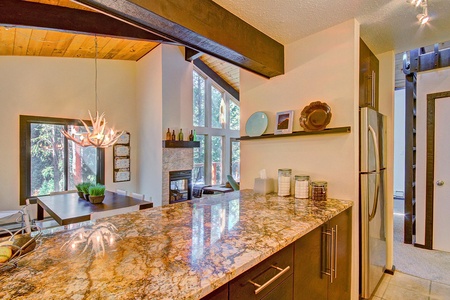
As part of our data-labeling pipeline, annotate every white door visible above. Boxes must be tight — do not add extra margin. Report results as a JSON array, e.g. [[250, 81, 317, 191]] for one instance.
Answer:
[[433, 96, 450, 252]]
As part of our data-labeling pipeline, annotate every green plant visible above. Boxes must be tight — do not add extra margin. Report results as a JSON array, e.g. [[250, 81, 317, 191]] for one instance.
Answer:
[[75, 183, 84, 192], [79, 182, 92, 194], [89, 184, 105, 196]]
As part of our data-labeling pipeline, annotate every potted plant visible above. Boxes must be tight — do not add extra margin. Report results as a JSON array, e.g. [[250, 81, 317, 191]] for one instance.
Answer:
[[79, 182, 92, 201], [75, 183, 89, 199], [88, 184, 106, 204]]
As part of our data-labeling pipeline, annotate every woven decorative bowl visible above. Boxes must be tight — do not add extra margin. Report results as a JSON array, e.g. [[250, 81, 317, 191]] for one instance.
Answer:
[[89, 195, 105, 204]]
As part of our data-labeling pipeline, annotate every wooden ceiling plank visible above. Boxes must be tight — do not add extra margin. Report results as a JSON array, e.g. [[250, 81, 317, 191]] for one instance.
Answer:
[[0, 0, 171, 43], [111, 40, 136, 60], [13, 28, 32, 56], [73, 36, 95, 58], [62, 34, 87, 57], [26, 29, 48, 56], [39, 30, 65, 56], [134, 43, 158, 60], [51, 32, 75, 56], [118, 40, 155, 60], [103, 39, 130, 60], [73, 0, 284, 78], [0, 27, 15, 55], [98, 38, 123, 59]]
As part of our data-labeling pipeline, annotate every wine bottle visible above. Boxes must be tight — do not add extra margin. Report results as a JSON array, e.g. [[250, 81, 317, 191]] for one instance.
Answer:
[[178, 129, 184, 141], [166, 128, 171, 140], [193, 129, 197, 141], [171, 130, 176, 141], [189, 130, 194, 141]]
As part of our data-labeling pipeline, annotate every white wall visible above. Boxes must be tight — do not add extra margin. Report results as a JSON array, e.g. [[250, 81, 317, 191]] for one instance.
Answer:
[[162, 45, 194, 135], [394, 89, 405, 198], [136, 45, 164, 205], [377, 51, 395, 271], [240, 19, 360, 299], [416, 66, 450, 245], [136, 44, 194, 206], [0, 56, 138, 211]]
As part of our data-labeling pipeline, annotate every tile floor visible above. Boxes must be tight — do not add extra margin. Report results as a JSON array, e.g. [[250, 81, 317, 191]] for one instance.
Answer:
[[373, 271, 450, 300]]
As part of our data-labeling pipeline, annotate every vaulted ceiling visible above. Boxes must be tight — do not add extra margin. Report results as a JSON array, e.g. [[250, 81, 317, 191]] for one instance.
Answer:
[[2, 0, 450, 92]]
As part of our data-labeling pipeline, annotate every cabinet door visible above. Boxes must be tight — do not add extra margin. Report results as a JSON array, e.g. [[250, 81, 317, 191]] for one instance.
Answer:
[[328, 209, 352, 300], [201, 283, 228, 300], [261, 275, 293, 300], [293, 225, 327, 300], [359, 39, 379, 110], [229, 244, 293, 300]]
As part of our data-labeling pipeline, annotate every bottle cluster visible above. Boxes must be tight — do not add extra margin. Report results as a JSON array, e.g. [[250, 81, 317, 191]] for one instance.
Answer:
[[166, 128, 196, 141]]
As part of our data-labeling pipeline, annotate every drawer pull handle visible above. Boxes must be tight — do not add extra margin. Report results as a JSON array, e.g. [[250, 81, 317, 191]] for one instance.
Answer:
[[248, 265, 291, 295]]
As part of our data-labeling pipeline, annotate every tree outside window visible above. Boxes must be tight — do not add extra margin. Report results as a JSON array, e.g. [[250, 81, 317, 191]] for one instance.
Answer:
[[20, 116, 104, 204], [192, 67, 240, 185]]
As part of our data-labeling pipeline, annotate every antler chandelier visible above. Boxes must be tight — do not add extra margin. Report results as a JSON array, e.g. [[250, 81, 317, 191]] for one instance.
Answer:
[[61, 36, 123, 148]]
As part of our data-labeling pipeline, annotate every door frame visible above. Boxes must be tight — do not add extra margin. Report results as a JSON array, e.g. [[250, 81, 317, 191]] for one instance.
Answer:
[[403, 45, 450, 248], [425, 91, 450, 249]]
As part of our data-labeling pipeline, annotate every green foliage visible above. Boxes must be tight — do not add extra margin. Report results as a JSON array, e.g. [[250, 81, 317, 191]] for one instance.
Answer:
[[89, 184, 105, 196], [79, 182, 92, 194], [229, 99, 240, 130], [193, 70, 206, 127]]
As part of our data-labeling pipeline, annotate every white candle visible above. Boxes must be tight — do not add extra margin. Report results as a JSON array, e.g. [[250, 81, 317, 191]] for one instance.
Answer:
[[295, 180, 309, 198], [278, 176, 291, 196]]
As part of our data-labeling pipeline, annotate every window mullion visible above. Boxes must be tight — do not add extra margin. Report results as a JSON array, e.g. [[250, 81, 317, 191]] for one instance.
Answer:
[[64, 124, 69, 191]]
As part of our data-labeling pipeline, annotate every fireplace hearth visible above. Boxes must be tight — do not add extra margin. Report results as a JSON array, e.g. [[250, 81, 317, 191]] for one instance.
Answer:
[[169, 170, 192, 204]]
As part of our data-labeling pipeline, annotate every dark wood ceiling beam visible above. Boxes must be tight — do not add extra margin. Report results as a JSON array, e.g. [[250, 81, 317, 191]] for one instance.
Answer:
[[185, 48, 203, 62], [73, 0, 284, 78], [0, 0, 172, 43], [193, 58, 239, 101]]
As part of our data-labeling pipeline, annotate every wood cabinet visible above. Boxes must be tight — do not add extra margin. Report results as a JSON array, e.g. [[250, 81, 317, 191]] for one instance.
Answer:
[[359, 39, 379, 110], [201, 208, 351, 300], [229, 244, 293, 300], [293, 208, 352, 300]]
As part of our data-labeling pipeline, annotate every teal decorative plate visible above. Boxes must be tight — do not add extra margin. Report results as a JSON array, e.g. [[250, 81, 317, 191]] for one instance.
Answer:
[[245, 112, 268, 137]]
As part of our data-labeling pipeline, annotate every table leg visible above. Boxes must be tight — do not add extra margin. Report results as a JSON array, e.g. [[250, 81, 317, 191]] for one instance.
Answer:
[[37, 204, 44, 221]]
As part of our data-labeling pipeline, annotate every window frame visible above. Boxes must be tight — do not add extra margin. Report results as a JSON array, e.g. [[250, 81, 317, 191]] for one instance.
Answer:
[[19, 115, 105, 205], [192, 67, 240, 185]]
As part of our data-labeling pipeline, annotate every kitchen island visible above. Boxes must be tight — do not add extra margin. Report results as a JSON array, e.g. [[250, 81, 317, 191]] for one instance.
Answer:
[[0, 190, 352, 299]]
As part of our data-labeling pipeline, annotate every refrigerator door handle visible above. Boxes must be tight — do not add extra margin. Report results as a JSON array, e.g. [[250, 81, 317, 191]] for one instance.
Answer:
[[368, 125, 381, 221]]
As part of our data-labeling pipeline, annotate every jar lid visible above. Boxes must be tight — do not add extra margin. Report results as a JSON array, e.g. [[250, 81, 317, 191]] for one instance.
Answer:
[[278, 168, 292, 171], [311, 181, 327, 186], [295, 175, 310, 180]]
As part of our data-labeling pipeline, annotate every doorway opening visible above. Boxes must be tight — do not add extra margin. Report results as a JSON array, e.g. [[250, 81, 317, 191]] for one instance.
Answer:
[[393, 43, 450, 286]]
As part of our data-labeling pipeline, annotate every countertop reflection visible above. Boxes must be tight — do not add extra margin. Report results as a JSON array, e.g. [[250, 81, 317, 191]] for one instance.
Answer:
[[0, 190, 352, 300]]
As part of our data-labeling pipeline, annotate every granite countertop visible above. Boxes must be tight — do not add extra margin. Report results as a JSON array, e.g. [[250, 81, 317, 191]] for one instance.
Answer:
[[0, 190, 353, 299]]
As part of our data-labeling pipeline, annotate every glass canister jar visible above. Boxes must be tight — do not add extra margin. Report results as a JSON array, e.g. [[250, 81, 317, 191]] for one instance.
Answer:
[[278, 168, 292, 196], [294, 175, 310, 199], [311, 181, 327, 201]]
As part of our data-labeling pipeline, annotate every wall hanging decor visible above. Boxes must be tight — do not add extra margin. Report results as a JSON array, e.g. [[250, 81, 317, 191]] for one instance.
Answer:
[[274, 110, 294, 135], [113, 132, 130, 182]]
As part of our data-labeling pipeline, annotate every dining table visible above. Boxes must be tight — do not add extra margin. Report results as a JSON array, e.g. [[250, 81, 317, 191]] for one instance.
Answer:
[[36, 191, 153, 226]]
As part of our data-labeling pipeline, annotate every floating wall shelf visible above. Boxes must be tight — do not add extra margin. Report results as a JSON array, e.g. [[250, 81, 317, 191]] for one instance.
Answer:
[[162, 140, 200, 148], [238, 126, 351, 141]]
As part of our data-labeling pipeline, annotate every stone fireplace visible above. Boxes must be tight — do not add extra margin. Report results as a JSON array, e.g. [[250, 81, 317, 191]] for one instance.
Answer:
[[162, 148, 193, 206]]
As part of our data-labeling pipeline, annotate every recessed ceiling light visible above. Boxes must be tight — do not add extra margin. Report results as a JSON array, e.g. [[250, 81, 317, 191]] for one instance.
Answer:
[[417, 13, 430, 24]]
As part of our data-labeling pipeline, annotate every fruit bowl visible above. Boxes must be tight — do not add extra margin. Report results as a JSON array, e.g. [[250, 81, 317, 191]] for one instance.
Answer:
[[0, 225, 42, 272]]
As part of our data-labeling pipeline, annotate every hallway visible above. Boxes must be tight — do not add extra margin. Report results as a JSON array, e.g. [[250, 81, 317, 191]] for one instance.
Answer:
[[393, 199, 450, 285]]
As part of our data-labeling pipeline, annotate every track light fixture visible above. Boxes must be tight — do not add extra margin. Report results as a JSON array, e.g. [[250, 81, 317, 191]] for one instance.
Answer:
[[407, 0, 430, 25]]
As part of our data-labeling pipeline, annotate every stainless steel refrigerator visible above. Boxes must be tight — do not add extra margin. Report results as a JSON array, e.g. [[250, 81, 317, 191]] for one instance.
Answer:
[[360, 107, 387, 299]]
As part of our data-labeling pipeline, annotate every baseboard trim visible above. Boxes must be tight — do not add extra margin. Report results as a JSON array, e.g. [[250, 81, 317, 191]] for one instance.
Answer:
[[414, 243, 431, 249], [384, 265, 396, 275]]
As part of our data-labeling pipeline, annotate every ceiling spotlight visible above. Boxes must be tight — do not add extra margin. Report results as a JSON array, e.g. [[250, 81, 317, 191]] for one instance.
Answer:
[[417, 6, 429, 24], [407, 0, 422, 6], [417, 13, 429, 24]]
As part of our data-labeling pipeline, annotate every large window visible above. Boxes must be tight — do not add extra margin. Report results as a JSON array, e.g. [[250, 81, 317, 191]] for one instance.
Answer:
[[192, 68, 240, 185], [20, 116, 104, 204]]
